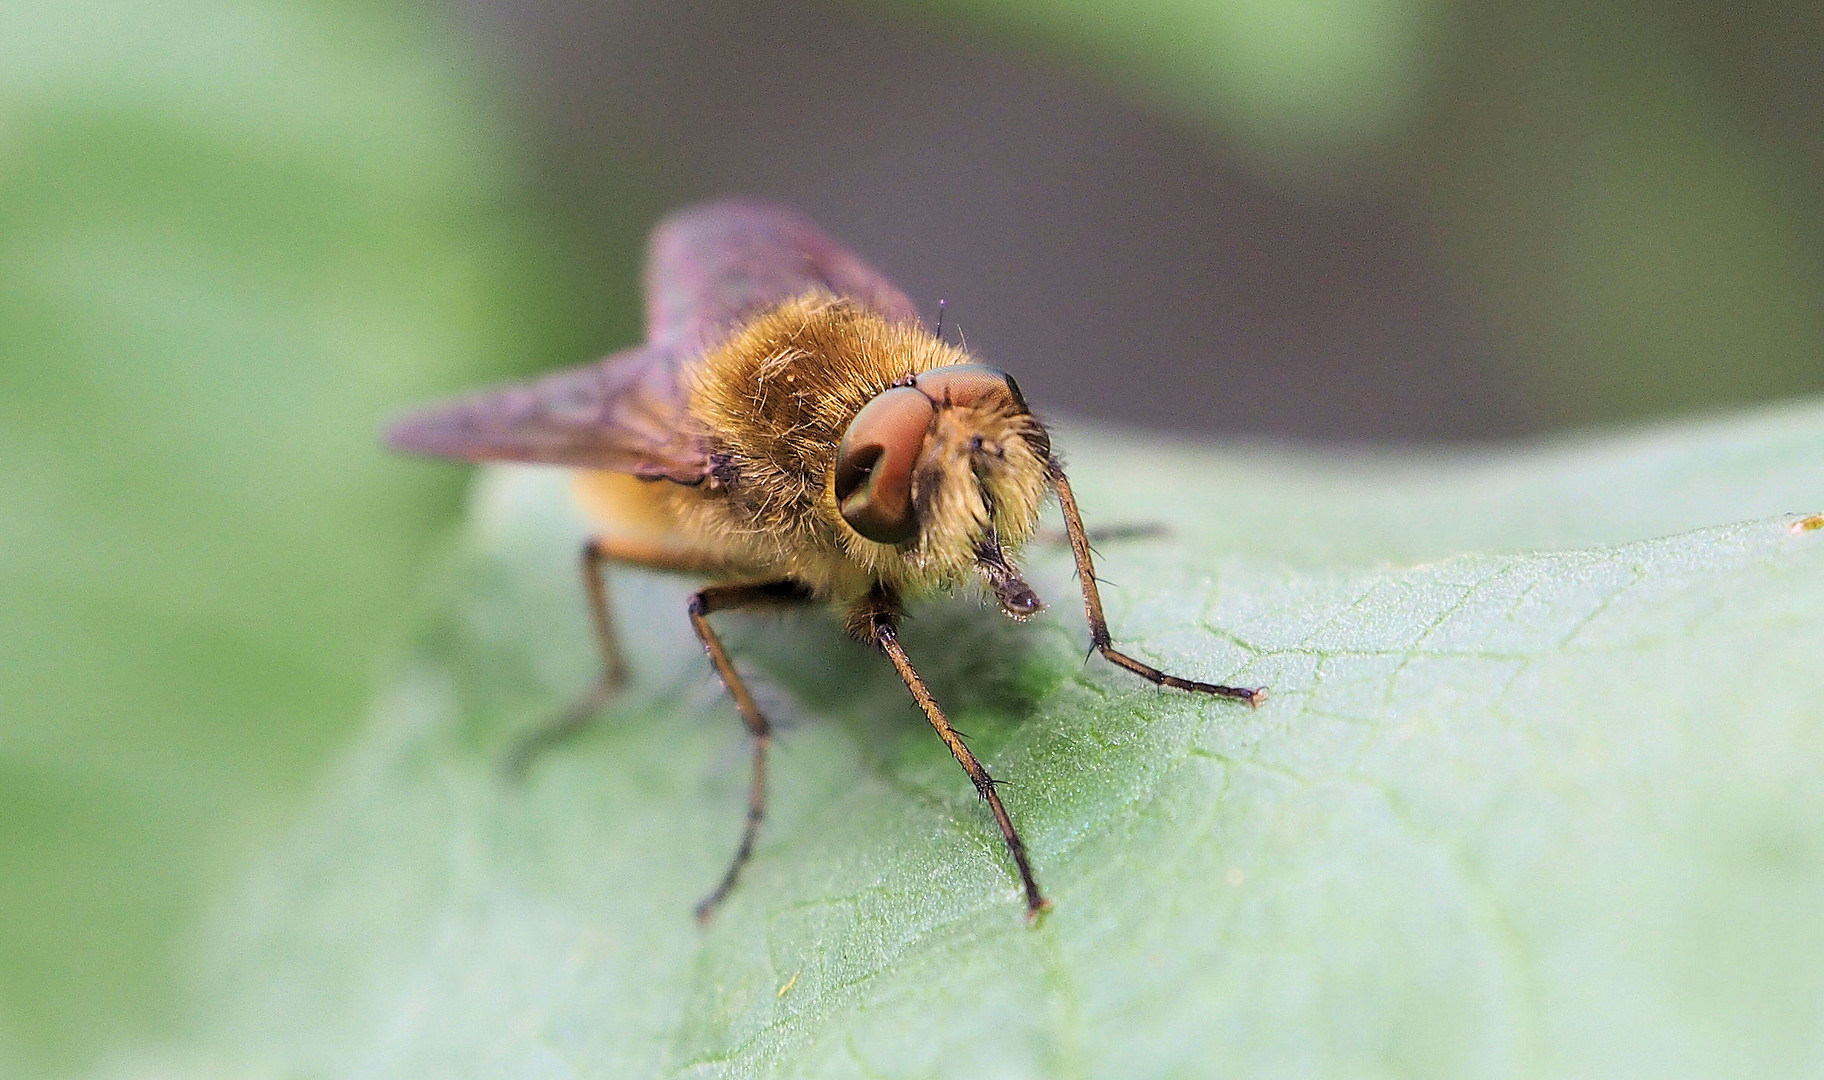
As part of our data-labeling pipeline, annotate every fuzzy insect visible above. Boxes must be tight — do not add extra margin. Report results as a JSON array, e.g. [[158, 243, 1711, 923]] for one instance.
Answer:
[[386, 199, 1262, 920]]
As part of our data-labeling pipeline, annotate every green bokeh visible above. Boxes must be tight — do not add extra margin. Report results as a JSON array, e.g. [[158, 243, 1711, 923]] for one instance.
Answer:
[[888, 0, 1824, 425], [895, 0, 1445, 163], [1420, 3, 1824, 426], [0, 0, 628, 1070]]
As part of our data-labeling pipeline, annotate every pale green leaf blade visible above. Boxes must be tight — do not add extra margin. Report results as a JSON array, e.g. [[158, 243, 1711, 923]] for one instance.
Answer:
[[160, 404, 1824, 1078]]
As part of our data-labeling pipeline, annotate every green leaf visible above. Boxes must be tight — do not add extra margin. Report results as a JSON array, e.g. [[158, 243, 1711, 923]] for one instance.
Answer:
[[140, 402, 1823, 1078]]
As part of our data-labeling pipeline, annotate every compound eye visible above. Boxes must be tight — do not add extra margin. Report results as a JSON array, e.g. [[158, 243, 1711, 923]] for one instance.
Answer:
[[914, 363, 1027, 411], [834, 386, 934, 543]]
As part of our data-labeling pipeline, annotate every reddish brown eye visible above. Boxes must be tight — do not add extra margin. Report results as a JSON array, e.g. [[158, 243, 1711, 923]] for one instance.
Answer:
[[913, 364, 1026, 411], [834, 386, 934, 543]]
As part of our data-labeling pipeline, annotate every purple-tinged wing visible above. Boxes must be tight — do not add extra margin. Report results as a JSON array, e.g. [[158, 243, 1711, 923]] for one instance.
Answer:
[[384, 343, 710, 483], [385, 200, 913, 481], [645, 199, 922, 351]]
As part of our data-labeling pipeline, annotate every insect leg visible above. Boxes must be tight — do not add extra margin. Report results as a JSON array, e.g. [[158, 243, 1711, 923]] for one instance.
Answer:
[[503, 536, 736, 780], [689, 580, 816, 922], [1048, 460, 1264, 706], [583, 536, 632, 690], [856, 596, 1049, 918]]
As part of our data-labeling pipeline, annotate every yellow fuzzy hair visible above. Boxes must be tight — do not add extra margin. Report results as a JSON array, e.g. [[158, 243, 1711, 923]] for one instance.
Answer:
[[617, 293, 1052, 607]]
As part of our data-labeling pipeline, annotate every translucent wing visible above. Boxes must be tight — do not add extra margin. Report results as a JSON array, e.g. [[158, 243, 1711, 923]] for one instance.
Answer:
[[386, 199, 917, 482], [644, 198, 922, 350], [384, 342, 710, 483]]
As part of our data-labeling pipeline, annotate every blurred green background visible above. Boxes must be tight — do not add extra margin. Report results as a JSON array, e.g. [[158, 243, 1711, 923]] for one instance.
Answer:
[[0, 0, 1818, 1073]]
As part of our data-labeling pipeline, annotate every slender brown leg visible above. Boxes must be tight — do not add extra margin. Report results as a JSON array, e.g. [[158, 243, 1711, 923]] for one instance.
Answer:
[[1048, 460, 1265, 706], [855, 595, 1050, 918], [503, 535, 736, 780], [689, 580, 815, 922], [579, 536, 632, 688]]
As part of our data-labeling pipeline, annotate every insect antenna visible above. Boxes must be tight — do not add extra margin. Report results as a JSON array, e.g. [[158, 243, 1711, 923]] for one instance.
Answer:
[[933, 298, 947, 342]]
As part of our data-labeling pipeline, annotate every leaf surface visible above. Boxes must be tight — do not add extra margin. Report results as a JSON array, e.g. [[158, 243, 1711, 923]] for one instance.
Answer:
[[157, 404, 1824, 1079]]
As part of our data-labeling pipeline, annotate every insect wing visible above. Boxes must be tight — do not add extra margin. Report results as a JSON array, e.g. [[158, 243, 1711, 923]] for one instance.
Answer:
[[644, 199, 922, 350], [386, 199, 915, 483], [384, 342, 710, 483]]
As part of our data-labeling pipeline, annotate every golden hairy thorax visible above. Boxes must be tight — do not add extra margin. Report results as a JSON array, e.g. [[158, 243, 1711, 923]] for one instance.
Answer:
[[572, 294, 1052, 602]]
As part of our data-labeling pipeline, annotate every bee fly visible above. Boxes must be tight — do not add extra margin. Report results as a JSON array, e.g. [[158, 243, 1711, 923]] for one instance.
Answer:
[[386, 199, 1262, 920]]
